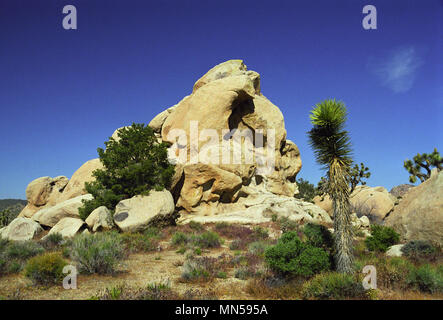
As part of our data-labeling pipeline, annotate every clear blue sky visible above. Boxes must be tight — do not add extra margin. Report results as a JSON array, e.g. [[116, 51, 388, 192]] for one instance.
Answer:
[[0, 0, 442, 199]]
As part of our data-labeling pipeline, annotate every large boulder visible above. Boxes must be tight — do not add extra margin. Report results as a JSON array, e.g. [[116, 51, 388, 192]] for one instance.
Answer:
[[0, 217, 43, 241], [160, 60, 302, 215], [390, 184, 414, 199], [85, 206, 115, 232], [113, 190, 176, 232], [26, 177, 53, 206], [313, 194, 333, 218], [32, 194, 93, 227], [179, 194, 332, 225], [44, 217, 85, 239], [148, 105, 177, 133], [176, 163, 243, 212], [384, 170, 443, 245], [19, 176, 69, 218], [386, 244, 405, 257], [58, 159, 103, 202], [350, 186, 396, 223]]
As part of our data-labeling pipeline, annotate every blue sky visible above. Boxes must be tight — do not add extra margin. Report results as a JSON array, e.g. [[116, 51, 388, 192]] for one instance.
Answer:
[[0, 0, 442, 199]]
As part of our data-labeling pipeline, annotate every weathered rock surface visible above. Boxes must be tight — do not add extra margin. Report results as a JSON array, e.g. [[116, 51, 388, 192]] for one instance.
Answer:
[[350, 186, 397, 223], [384, 170, 443, 245], [85, 206, 114, 232], [179, 194, 332, 225], [44, 217, 84, 239], [113, 190, 176, 232], [32, 194, 93, 227], [19, 176, 69, 218], [0, 217, 43, 241], [148, 105, 177, 133], [313, 194, 333, 218], [158, 60, 301, 215], [314, 186, 395, 223], [58, 159, 103, 202], [390, 184, 414, 199], [386, 244, 405, 257]]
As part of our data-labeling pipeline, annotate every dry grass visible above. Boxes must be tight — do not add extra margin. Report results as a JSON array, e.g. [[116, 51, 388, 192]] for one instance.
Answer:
[[0, 222, 441, 300]]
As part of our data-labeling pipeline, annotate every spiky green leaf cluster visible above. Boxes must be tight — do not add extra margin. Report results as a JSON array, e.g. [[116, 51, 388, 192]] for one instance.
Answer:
[[404, 148, 442, 183], [307, 99, 353, 170]]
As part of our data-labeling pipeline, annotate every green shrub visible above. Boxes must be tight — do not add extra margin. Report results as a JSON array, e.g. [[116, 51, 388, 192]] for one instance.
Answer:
[[252, 226, 269, 240], [248, 241, 269, 256], [4, 241, 44, 260], [277, 217, 299, 233], [120, 232, 157, 253], [181, 259, 211, 282], [189, 221, 204, 232], [406, 264, 443, 294], [234, 267, 254, 280], [264, 231, 330, 277], [302, 272, 366, 299], [365, 225, 400, 252], [172, 231, 222, 249], [214, 222, 230, 230], [24, 252, 68, 285], [191, 231, 222, 249], [40, 233, 64, 250], [0, 257, 6, 275], [303, 223, 333, 250], [70, 232, 126, 274], [171, 232, 189, 246], [7, 261, 22, 274], [294, 178, 316, 203], [96, 282, 180, 300], [0, 208, 19, 228], [180, 255, 229, 282], [79, 123, 175, 220], [401, 240, 440, 262]]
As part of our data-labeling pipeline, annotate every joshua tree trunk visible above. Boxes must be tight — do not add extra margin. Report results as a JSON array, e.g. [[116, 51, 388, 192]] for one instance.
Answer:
[[329, 159, 354, 274]]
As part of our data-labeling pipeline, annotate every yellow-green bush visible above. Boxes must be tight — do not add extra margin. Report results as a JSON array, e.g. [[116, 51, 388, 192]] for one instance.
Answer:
[[301, 272, 366, 299], [24, 252, 68, 285]]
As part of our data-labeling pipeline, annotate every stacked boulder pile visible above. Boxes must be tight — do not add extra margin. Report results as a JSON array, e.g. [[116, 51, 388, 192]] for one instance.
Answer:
[[1, 60, 332, 241]]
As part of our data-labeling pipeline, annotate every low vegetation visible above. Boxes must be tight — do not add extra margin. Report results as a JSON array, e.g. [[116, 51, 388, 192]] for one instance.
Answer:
[[24, 252, 68, 286], [401, 240, 440, 263], [69, 232, 126, 274], [0, 239, 44, 275], [365, 225, 400, 252], [301, 272, 367, 299], [264, 231, 331, 277], [0, 218, 441, 300]]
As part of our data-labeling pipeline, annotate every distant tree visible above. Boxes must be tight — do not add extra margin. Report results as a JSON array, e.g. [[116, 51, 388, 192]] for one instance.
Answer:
[[404, 148, 442, 183], [78, 123, 175, 220], [316, 162, 370, 197], [308, 99, 354, 274], [349, 162, 371, 193], [295, 178, 316, 203], [315, 176, 329, 199]]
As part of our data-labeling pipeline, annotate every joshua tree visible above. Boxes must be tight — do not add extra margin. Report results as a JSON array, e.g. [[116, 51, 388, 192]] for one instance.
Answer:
[[318, 161, 370, 196], [307, 99, 354, 274], [404, 148, 442, 183], [349, 162, 371, 193]]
